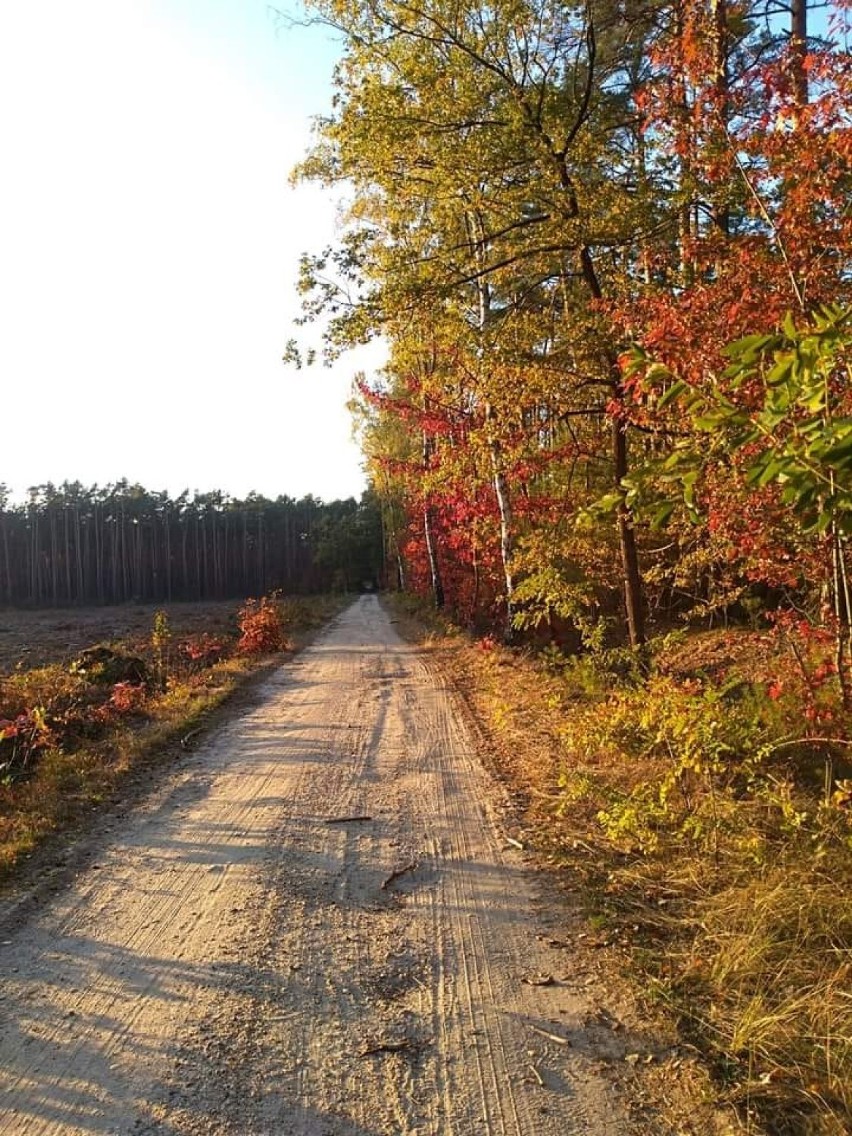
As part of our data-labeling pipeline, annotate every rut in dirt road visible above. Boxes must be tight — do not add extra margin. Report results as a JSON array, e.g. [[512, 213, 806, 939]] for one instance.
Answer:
[[0, 596, 642, 1135]]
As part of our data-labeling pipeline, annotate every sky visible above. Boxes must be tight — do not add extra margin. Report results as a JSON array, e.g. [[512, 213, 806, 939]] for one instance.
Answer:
[[0, 0, 383, 505]]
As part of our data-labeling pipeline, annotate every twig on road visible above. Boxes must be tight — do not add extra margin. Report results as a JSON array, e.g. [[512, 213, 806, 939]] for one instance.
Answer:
[[527, 1063, 545, 1087], [528, 1024, 572, 1046], [324, 815, 373, 824], [360, 1038, 414, 1057], [381, 860, 418, 890]]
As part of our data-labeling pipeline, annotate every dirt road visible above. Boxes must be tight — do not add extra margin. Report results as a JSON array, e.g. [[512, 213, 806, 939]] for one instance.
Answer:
[[0, 596, 643, 1135]]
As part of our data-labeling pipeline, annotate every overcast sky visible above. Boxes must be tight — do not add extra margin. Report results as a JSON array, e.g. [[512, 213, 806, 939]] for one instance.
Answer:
[[0, 0, 382, 504]]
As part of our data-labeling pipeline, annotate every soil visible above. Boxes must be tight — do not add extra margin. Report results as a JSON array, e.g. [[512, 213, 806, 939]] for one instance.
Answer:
[[0, 601, 240, 674], [0, 596, 667, 1135]]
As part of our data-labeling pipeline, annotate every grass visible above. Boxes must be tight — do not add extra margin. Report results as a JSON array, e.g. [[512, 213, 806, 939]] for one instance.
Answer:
[[0, 593, 347, 882], [388, 593, 852, 1136]]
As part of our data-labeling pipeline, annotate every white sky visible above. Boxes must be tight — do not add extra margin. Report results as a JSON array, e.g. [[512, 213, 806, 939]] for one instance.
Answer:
[[0, 0, 382, 504]]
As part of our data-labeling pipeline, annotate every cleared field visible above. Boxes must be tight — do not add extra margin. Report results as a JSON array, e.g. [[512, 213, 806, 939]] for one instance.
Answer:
[[0, 595, 347, 882], [0, 601, 243, 674]]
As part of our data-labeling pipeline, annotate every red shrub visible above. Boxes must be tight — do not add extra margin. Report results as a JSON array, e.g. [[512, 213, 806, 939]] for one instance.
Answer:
[[236, 597, 289, 655], [0, 707, 53, 778], [179, 634, 226, 668], [109, 682, 146, 713]]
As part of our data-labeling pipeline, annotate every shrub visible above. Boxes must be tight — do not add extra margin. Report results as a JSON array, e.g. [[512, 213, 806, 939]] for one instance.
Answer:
[[108, 681, 147, 714], [547, 628, 852, 1134], [0, 706, 52, 782], [178, 634, 227, 669], [236, 596, 289, 655]]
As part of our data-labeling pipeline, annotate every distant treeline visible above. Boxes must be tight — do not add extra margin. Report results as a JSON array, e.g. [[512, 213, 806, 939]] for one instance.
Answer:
[[0, 482, 383, 606]]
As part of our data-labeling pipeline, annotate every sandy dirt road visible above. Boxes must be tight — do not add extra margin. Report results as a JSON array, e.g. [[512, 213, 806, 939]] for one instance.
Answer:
[[0, 596, 644, 1135]]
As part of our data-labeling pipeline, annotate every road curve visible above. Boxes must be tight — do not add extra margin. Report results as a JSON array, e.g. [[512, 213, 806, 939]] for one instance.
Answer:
[[0, 596, 635, 1135]]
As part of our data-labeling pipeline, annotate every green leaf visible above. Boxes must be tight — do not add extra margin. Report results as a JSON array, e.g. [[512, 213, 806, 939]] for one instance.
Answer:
[[822, 435, 852, 469], [645, 363, 673, 385], [783, 483, 817, 510], [766, 357, 793, 387], [801, 387, 826, 414], [651, 499, 677, 528], [722, 333, 775, 360], [656, 380, 688, 409], [662, 449, 691, 471], [693, 414, 726, 431], [746, 456, 788, 488]]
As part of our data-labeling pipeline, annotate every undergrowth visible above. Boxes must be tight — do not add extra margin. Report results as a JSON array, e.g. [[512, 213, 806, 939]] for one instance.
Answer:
[[392, 594, 852, 1136], [547, 633, 851, 1134], [0, 593, 344, 880]]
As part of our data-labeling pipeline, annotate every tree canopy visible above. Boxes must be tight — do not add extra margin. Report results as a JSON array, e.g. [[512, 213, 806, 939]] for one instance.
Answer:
[[292, 0, 852, 648]]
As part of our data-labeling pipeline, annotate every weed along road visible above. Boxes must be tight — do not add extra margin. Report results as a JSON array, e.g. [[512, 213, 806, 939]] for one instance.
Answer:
[[0, 596, 638, 1135]]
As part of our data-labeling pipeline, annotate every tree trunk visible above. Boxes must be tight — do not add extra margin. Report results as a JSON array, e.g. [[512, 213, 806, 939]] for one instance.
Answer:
[[423, 503, 445, 608], [49, 507, 59, 606], [422, 426, 445, 608], [469, 215, 517, 639], [612, 411, 646, 647], [711, 0, 730, 241], [790, 0, 808, 107], [675, 0, 696, 284], [257, 511, 265, 595], [242, 510, 250, 594], [1, 515, 11, 604], [579, 247, 646, 647], [74, 507, 84, 603], [121, 507, 130, 601], [164, 507, 172, 602], [29, 507, 38, 603], [485, 402, 516, 641], [195, 513, 203, 599], [94, 506, 104, 603], [63, 506, 72, 603]]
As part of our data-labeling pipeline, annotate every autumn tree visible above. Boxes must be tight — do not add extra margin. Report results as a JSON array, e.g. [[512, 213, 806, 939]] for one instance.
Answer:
[[616, 0, 852, 633], [292, 0, 681, 643], [290, 0, 850, 646]]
